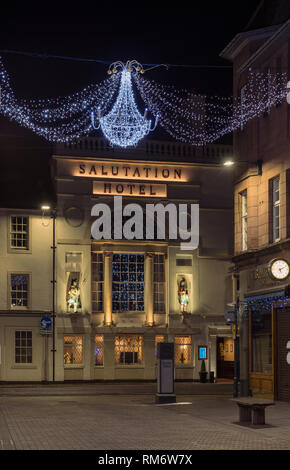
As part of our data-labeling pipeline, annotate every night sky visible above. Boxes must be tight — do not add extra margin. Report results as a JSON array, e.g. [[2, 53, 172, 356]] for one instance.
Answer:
[[0, 2, 263, 208]]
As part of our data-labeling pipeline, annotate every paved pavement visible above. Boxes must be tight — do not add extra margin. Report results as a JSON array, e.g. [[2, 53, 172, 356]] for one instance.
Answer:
[[0, 382, 290, 450]]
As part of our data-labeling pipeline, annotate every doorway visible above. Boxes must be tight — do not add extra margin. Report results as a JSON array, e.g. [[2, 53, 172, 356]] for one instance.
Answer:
[[216, 337, 234, 379]]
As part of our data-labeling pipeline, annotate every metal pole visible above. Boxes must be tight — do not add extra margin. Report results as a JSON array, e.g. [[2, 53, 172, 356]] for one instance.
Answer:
[[233, 296, 239, 398], [51, 210, 56, 382]]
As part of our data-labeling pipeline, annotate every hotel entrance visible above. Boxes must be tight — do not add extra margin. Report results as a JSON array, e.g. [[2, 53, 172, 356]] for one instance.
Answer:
[[216, 337, 234, 380]]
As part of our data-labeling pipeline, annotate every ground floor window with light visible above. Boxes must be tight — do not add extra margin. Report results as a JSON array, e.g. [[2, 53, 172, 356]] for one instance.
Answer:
[[95, 335, 104, 366], [64, 336, 83, 365], [175, 336, 192, 364], [115, 335, 143, 365]]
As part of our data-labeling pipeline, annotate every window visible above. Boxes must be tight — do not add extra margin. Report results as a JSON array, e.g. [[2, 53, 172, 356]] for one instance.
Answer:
[[95, 335, 104, 366], [10, 216, 29, 250], [251, 309, 272, 374], [10, 274, 29, 308], [240, 190, 247, 251], [115, 335, 143, 365], [270, 176, 280, 242], [92, 253, 104, 312], [175, 336, 192, 364], [15, 331, 32, 363], [153, 254, 165, 313], [155, 335, 165, 364], [112, 254, 144, 312], [64, 336, 83, 365]]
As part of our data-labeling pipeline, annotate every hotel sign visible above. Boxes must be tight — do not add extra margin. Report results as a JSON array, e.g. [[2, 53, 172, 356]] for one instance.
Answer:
[[57, 159, 190, 182], [93, 181, 167, 197]]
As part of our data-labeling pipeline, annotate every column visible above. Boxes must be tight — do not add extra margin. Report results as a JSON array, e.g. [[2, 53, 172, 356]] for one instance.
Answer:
[[145, 252, 154, 326], [104, 252, 112, 326]]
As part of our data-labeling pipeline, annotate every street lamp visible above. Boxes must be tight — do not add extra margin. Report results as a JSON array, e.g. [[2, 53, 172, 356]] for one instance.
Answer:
[[41, 204, 57, 383], [223, 159, 263, 176]]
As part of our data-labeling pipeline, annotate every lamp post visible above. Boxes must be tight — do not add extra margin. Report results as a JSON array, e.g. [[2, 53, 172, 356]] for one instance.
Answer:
[[42, 205, 57, 383], [223, 159, 263, 176]]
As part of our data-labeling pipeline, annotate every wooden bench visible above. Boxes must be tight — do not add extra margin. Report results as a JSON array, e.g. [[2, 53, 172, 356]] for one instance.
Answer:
[[231, 397, 275, 425]]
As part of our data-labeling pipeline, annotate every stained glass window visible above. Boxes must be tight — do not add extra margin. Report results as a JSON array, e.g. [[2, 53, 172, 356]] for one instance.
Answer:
[[112, 254, 144, 311], [175, 336, 192, 364], [64, 336, 83, 365], [115, 335, 143, 365], [153, 254, 165, 313], [10, 274, 29, 307], [95, 335, 104, 366]]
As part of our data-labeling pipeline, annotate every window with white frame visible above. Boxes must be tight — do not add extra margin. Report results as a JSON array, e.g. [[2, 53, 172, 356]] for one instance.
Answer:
[[64, 336, 83, 365], [15, 330, 32, 363], [10, 274, 29, 308], [115, 335, 143, 365], [153, 254, 165, 313], [240, 190, 248, 251], [271, 176, 280, 242], [10, 216, 29, 250]]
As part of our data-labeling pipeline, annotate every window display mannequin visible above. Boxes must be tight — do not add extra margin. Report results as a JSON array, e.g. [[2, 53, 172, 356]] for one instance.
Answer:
[[178, 277, 189, 313], [67, 278, 81, 313]]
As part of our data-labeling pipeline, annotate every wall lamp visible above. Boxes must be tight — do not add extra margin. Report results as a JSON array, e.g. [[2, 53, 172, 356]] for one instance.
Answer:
[[223, 159, 263, 176]]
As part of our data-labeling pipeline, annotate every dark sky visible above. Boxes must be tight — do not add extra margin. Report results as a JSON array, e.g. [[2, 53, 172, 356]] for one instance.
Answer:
[[0, 2, 262, 207]]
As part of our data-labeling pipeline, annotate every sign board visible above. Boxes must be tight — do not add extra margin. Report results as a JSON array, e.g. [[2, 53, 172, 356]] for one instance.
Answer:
[[93, 181, 167, 198], [232, 324, 237, 339], [225, 310, 236, 324], [157, 342, 174, 395], [40, 329, 52, 335], [40, 316, 52, 329]]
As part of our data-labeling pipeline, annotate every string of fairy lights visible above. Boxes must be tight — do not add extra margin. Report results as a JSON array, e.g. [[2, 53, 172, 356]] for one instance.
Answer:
[[0, 55, 288, 147]]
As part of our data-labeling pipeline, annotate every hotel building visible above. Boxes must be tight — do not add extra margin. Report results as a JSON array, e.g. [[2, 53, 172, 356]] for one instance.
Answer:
[[0, 138, 234, 383]]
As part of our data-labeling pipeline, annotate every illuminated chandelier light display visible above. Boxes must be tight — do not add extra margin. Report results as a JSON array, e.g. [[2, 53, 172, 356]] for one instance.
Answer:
[[91, 60, 159, 148], [0, 56, 288, 146]]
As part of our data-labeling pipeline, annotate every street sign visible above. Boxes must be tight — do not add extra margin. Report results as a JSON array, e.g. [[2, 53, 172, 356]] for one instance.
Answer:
[[225, 310, 236, 324], [40, 329, 52, 335], [40, 316, 52, 329], [232, 324, 237, 339]]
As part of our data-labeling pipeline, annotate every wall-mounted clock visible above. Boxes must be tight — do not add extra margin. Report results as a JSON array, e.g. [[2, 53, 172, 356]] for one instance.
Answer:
[[268, 258, 290, 281]]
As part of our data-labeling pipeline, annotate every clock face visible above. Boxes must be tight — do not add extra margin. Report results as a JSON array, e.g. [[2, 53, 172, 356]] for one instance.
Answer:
[[270, 259, 290, 280]]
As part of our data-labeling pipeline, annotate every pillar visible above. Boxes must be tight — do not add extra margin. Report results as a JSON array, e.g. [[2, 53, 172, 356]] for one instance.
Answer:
[[104, 251, 112, 326]]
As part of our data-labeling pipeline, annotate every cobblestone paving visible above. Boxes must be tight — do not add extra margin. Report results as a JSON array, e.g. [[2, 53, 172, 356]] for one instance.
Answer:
[[0, 395, 290, 450]]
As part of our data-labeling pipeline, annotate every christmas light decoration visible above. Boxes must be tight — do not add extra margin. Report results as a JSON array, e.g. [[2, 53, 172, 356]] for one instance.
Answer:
[[133, 70, 288, 145], [0, 56, 288, 146], [91, 60, 159, 147]]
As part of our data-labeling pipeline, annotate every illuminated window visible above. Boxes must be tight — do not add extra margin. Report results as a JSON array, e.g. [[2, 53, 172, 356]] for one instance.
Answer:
[[10, 216, 29, 250], [92, 253, 104, 312], [115, 335, 143, 365], [15, 331, 32, 363], [112, 254, 144, 312], [10, 274, 29, 308], [64, 336, 83, 365], [95, 335, 104, 366], [270, 176, 280, 242], [153, 255, 165, 313], [240, 190, 247, 251], [155, 335, 165, 364], [175, 336, 192, 365]]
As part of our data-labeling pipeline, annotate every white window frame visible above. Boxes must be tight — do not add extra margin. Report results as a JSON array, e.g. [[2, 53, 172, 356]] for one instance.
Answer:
[[8, 215, 30, 252], [272, 176, 280, 242], [240, 190, 248, 251], [9, 272, 31, 310]]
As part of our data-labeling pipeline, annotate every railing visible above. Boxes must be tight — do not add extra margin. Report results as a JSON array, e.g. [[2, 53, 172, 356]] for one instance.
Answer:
[[54, 137, 233, 163]]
